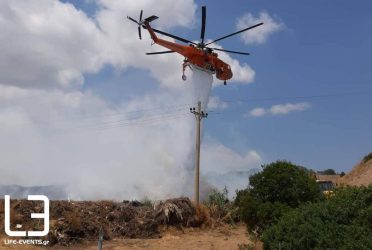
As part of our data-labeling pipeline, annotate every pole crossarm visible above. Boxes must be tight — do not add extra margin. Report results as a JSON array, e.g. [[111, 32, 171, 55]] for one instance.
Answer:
[[189, 108, 208, 119]]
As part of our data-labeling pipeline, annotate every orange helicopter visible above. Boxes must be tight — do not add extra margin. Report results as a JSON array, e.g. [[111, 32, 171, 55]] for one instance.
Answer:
[[127, 6, 263, 85]]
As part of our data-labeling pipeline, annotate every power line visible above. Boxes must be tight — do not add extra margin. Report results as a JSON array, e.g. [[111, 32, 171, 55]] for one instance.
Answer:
[[3, 90, 372, 133], [52, 112, 191, 134], [219, 91, 372, 104]]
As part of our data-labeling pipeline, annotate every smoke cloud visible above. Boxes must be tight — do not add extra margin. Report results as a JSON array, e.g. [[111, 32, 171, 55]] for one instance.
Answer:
[[0, 68, 218, 201], [0, 0, 263, 201]]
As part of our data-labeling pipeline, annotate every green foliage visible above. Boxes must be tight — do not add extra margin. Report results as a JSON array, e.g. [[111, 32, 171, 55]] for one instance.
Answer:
[[363, 152, 372, 163], [248, 161, 321, 207], [340, 171, 346, 177], [235, 161, 322, 235], [204, 187, 229, 218], [262, 186, 372, 250], [236, 191, 290, 235], [318, 168, 337, 175]]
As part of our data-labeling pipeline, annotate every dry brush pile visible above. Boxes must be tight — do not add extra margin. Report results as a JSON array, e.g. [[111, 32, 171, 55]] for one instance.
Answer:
[[0, 197, 214, 246]]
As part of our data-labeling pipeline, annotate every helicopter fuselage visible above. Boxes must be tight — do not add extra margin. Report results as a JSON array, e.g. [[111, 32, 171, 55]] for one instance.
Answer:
[[144, 22, 233, 81]]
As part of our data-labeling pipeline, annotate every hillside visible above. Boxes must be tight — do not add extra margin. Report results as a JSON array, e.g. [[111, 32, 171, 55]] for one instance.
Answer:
[[0, 185, 67, 200], [340, 153, 372, 186]]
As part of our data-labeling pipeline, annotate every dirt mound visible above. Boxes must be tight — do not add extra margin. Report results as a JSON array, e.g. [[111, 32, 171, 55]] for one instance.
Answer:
[[340, 153, 372, 186], [0, 197, 201, 246]]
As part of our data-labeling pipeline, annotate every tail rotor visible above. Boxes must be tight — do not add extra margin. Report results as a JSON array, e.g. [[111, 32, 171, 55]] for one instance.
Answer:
[[127, 10, 144, 40], [127, 10, 159, 40]]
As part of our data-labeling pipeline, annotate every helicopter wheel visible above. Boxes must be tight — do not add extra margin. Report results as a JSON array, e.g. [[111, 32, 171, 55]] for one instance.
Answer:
[[182, 75, 187, 81]]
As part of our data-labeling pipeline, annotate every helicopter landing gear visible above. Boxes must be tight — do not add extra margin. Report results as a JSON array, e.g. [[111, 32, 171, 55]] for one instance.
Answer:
[[182, 60, 190, 81], [224, 81, 227, 85]]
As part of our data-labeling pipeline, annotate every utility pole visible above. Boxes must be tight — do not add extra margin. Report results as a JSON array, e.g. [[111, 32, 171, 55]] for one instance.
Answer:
[[97, 227, 103, 250], [190, 101, 208, 205]]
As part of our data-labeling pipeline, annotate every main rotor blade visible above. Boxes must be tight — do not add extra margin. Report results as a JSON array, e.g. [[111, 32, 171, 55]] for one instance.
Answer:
[[138, 26, 142, 40], [206, 22, 264, 46], [148, 27, 197, 45], [210, 47, 250, 55], [145, 15, 159, 22], [146, 51, 176, 55], [127, 16, 139, 24], [200, 6, 206, 44]]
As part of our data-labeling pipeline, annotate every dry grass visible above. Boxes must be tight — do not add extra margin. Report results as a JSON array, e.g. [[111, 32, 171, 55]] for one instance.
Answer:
[[9, 205, 23, 226], [67, 211, 82, 231], [193, 204, 211, 227], [0, 200, 4, 214], [340, 154, 372, 186]]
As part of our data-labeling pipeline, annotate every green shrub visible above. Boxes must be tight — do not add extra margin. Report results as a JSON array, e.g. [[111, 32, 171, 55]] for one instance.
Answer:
[[262, 186, 372, 249], [235, 161, 322, 235], [318, 168, 336, 175], [363, 152, 372, 163], [204, 187, 229, 219]]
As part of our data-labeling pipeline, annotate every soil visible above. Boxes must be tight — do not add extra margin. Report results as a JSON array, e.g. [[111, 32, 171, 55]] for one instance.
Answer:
[[0, 224, 256, 250], [339, 158, 372, 186]]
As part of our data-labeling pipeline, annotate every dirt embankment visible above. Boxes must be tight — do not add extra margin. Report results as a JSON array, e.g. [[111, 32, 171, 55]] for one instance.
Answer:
[[339, 154, 372, 186]]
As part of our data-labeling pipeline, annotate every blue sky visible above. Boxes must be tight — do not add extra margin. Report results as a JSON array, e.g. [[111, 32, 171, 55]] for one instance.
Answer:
[[74, 0, 372, 172]]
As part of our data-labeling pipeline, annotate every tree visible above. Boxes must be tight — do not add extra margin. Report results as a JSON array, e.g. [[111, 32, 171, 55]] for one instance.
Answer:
[[248, 161, 321, 207], [363, 152, 372, 163], [235, 161, 322, 235], [262, 186, 372, 249]]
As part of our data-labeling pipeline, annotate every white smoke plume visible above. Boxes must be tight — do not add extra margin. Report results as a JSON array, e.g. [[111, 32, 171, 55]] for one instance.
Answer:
[[0, 0, 263, 200], [0, 68, 219, 201]]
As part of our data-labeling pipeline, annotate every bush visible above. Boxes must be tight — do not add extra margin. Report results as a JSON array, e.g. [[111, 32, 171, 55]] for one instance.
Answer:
[[204, 187, 229, 219], [363, 152, 372, 163], [235, 161, 322, 235], [318, 168, 337, 175], [262, 186, 372, 249]]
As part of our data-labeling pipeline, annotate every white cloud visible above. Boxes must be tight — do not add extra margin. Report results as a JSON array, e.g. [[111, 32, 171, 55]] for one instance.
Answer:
[[97, 0, 197, 29], [270, 102, 311, 115], [248, 107, 266, 117], [246, 102, 311, 117], [207, 96, 228, 110], [0, 0, 106, 89], [236, 11, 283, 45], [0, 0, 257, 89], [208, 42, 255, 84], [95, 0, 200, 87]]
